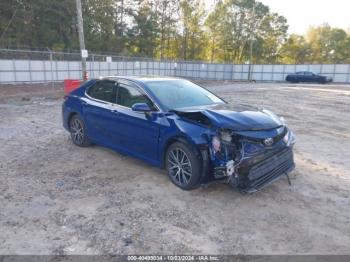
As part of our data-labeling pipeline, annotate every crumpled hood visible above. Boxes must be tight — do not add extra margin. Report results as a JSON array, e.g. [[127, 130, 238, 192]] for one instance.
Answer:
[[174, 103, 283, 131]]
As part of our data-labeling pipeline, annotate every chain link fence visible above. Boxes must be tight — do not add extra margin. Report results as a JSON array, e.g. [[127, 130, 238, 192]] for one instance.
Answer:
[[1, 48, 350, 84]]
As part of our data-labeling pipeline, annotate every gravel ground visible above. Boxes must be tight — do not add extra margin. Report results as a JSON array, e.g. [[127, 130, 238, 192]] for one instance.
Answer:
[[0, 81, 349, 255]]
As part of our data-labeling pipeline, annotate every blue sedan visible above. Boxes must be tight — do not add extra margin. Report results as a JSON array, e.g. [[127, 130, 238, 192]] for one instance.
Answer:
[[62, 77, 295, 193]]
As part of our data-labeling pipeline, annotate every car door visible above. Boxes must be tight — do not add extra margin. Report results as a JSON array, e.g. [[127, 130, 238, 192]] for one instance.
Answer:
[[114, 81, 160, 163], [295, 72, 303, 82], [304, 72, 314, 82], [82, 79, 118, 145], [310, 72, 320, 82]]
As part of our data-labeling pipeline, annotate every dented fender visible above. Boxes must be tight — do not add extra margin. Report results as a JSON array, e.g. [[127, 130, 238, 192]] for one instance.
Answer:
[[166, 108, 295, 191], [158, 113, 214, 167]]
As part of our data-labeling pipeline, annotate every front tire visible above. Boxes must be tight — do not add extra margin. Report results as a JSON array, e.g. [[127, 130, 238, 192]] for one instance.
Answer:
[[165, 142, 202, 190], [69, 114, 91, 147]]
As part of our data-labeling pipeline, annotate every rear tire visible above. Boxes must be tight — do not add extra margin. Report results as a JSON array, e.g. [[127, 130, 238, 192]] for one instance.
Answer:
[[69, 114, 91, 147], [165, 142, 202, 190]]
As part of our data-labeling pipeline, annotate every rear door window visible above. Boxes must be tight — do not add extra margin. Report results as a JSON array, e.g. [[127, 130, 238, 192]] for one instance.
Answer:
[[87, 80, 116, 103]]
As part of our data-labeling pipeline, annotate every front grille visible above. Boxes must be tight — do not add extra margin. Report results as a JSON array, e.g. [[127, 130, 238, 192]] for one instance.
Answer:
[[244, 148, 294, 191]]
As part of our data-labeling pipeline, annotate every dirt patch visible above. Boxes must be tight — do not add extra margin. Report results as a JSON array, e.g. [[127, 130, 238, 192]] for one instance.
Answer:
[[0, 82, 63, 102], [0, 82, 350, 255]]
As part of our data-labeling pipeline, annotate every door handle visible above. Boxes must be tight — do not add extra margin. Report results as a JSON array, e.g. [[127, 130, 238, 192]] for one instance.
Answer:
[[110, 109, 118, 114]]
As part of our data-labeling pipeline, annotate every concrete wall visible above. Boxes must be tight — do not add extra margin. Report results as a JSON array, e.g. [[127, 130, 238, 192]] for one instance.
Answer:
[[1, 59, 350, 83]]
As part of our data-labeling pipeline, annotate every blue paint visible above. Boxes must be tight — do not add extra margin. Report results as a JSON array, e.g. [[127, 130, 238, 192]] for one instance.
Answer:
[[62, 77, 295, 190]]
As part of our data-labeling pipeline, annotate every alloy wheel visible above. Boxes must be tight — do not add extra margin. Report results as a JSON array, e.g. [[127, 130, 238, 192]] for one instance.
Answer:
[[167, 148, 192, 186], [70, 117, 84, 145]]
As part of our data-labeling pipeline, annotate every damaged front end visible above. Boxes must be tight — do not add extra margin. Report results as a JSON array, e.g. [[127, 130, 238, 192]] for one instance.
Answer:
[[206, 127, 295, 193], [173, 106, 296, 193]]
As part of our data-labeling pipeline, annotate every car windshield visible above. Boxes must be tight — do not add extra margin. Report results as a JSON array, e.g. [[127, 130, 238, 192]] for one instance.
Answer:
[[145, 79, 225, 110]]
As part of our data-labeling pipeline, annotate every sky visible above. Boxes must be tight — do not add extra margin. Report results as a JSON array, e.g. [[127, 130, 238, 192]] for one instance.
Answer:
[[205, 0, 350, 35]]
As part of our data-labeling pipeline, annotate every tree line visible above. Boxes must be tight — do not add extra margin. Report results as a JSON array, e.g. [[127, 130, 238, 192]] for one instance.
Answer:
[[1, 0, 350, 64]]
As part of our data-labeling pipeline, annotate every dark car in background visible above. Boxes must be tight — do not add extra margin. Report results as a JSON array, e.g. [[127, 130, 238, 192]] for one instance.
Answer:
[[62, 76, 295, 193], [286, 71, 333, 84]]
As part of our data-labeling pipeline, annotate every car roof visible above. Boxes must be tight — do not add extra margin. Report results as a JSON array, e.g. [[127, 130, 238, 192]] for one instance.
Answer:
[[98, 75, 182, 84]]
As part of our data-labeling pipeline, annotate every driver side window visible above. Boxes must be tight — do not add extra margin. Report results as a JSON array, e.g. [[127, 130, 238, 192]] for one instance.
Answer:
[[117, 83, 156, 110]]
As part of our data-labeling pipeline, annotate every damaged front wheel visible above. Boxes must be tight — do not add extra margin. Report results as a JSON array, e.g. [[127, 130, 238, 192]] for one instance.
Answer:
[[166, 142, 202, 190]]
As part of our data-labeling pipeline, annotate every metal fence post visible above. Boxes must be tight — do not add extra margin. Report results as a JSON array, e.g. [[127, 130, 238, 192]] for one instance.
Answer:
[[98, 56, 101, 77], [116, 56, 119, 75], [231, 64, 234, 81], [28, 59, 32, 82], [48, 48, 54, 89], [92, 53, 95, 78], [12, 58, 17, 82], [108, 56, 111, 76], [67, 57, 70, 79], [43, 58, 46, 82], [122, 56, 125, 75], [55, 59, 58, 85], [147, 59, 149, 75], [213, 63, 216, 80], [240, 64, 243, 81], [271, 64, 274, 81]]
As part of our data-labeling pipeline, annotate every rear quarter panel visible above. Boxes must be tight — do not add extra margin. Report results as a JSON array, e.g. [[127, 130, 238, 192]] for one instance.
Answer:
[[62, 80, 96, 130]]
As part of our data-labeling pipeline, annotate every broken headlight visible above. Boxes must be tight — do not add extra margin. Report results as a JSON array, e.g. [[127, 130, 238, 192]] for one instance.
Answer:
[[243, 142, 265, 156], [211, 134, 238, 178], [212, 136, 221, 152], [283, 130, 295, 146]]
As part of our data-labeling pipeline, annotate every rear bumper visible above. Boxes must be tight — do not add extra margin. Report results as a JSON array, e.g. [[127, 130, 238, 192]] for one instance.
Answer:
[[238, 147, 295, 193]]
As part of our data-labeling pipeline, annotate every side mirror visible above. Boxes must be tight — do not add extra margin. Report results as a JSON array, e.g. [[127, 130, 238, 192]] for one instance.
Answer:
[[131, 103, 152, 112]]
